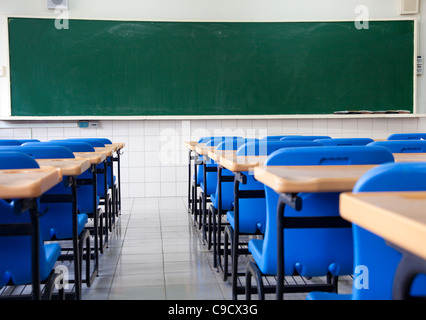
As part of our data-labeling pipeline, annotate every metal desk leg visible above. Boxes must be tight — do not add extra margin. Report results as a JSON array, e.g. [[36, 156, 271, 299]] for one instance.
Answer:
[[28, 199, 41, 300]]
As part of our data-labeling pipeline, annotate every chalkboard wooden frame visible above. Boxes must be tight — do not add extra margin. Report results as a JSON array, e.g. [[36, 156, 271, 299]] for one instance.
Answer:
[[7, 17, 416, 118]]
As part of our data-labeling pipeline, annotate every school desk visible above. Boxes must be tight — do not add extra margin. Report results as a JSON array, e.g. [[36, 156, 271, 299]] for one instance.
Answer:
[[253, 164, 376, 299], [214, 153, 268, 299], [95, 145, 117, 212], [184, 141, 204, 217], [36, 158, 90, 176], [340, 191, 426, 300], [73, 151, 110, 251], [193, 143, 217, 234], [0, 167, 62, 300], [106, 143, 125, 214], [36, 157, 96, 296]]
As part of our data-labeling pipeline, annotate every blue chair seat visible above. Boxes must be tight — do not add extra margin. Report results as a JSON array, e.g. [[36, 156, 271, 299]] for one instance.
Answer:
[[227, 210, 265, 234], [1, 241, 61, 286], [0, 197, 61, 287], [39, 200, 89, 240]]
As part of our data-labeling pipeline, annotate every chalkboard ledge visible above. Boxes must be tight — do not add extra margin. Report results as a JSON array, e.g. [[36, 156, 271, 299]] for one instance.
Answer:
[[1, 114, 425, 121]]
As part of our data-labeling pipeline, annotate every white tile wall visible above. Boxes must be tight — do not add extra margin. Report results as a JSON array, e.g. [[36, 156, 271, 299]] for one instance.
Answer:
[[0, 117, 421, 198]]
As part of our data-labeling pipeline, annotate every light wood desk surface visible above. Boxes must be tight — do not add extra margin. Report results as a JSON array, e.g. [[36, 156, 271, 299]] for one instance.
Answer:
[[393, 153, 426, 162], [94, 146, 115, 157], [254, 165, 376, 194], [195, 144, 213, 156], [0, 167, 62, 199], [340, 191, 426, 261], [106, 142, 125, 152], [207, 149, 237, 162], [183, 141, 200, 151], [36, 158, 90, 176], [218, 155, 267, 173], [73, 152, 106, 164]]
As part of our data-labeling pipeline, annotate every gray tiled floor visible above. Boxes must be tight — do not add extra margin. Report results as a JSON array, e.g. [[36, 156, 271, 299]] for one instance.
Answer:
[[81, 196, 353, 300]]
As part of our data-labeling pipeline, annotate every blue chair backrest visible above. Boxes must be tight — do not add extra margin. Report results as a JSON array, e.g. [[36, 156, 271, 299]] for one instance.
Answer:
[[0, 139, 22, 146], [0, 152, 40, 169], [265, 146, 394, 166], [197, 136, 216, 143], [17, 139, 40, 144], [74, 137, 112, 144], [23, 141, 95, 153], [205, 136, 243, 148], [315, 138, 374, 146], [367, 140, 426, 153], [197, 136, 242, 188], [58, 138, 105, 148], [216, 138, 257, 151], [255, 146, 394, 276], [351, 162, 426, 299], [0, 145, 75, 159], [236, 140, 322, 156], [280, 135, 331, 141], [229, 140, 323, 234], [387, 133, 426, 140]]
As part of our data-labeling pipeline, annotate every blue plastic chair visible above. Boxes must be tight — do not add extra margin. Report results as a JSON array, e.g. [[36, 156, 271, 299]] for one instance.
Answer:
[[315, 138, 374, 146], [307, 162, 426, 300], [228, 140, 324, 234], [0, 145, 93, 290], [245, 146, 395, 299], [387, 133, 426, 140], [281, 135, 331, 141], [198, 137, 244, 197], [22, 141, 98, 215], [0, 152, 63, 299], [222, 140, 323, 294], [367, 140, 426, 153], [23, 141, 106, 251], [14, 143, 99, 287], [209, 138, 258, 211], [61, 138, 119, 222], [0, 199, 63, 299], [206, 138, 257, 265], [198, 137, 250, 246]]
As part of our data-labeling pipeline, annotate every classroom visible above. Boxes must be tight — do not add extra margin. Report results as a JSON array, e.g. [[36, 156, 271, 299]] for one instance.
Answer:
[[0, 0, 426, 304]]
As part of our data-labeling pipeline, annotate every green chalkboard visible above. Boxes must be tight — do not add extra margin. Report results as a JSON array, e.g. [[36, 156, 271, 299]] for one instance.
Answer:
[[8, 18, 414, 116]]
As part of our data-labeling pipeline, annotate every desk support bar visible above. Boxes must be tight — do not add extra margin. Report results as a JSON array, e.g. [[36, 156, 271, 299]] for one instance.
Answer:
[[231, 173, 266, 300], [276, 193, 301, 300], [276, 193, 351, 300], [392, 247, 426, 300]]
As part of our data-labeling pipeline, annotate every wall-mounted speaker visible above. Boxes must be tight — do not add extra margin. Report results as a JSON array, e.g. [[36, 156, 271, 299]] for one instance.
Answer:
[[47, 0, 69, 10], [400, 0, 420, 14]]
